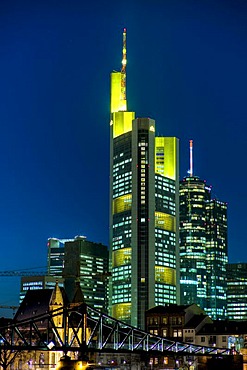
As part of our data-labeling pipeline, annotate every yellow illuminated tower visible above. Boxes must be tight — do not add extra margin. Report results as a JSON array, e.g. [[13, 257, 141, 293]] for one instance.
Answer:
[[109, 29, 180, 329]]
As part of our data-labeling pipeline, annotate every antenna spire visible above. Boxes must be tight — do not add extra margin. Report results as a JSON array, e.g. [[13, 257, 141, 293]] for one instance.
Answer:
[[189, 140, 193, 177], [121, 28, 127, 106]]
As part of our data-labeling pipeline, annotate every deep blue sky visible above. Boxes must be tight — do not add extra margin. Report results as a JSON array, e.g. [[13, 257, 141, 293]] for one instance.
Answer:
[[0, 0, 247, 311]]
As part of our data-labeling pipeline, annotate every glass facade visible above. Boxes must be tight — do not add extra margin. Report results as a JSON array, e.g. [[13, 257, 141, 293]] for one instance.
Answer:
[[206, 200, 228, 319], [109, 38, 179, 328], [47, 236, 109, 313], [227, 263, 247, 320], [179, 176, 228, 319], [180, 176, 211, 309]]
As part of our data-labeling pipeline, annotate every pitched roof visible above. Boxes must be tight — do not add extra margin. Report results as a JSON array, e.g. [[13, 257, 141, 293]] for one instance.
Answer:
[[184, 314, 209, 328], [198, 320, 247, 335], [14, 289, 53, 322], [14, 286, 68, 322]]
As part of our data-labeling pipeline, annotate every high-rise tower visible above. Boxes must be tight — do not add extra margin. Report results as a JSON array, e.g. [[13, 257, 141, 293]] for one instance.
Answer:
[[179, 141, 228, 319], [205, 199, 228, 318], [47, 236, 109, 312], [109, 29, 180, 329], [227, 263, 247, 320]]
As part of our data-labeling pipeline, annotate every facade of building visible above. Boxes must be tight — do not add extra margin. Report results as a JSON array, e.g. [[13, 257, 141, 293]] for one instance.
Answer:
[[145, 304, 213, 370], [109, 29, 180, 329], [179, 176, 211, 310], [47, 236, 109, 312], [20, 275, 63, 302], [205, 199, 228, 319], [47, 237, 75, 277], [227, 263, 247, 320], [145, 303, 207, 341], [179, 173, 228, 319], [196, 320, 247, 352]]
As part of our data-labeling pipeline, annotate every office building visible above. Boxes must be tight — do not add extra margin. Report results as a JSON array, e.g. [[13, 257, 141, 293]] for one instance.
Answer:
[[47, 237, 75, 277], [20, 275, 63, 303], [109, 29, 180, 329], [180, 175, 210, 309], [179, 141, 228, 319], [47, 236, 109, 312], [227, 263, 247, 320], [205, 199, 228, 319]]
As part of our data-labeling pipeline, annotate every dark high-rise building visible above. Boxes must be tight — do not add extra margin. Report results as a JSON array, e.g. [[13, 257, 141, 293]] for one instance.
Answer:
[[47, 237, 74, 277], [47, 236, 109, 312], [205, 199, 228, 319], [109, 29, 180, 329], [179, 141, 228, 319], [227, 263, 247, 320]]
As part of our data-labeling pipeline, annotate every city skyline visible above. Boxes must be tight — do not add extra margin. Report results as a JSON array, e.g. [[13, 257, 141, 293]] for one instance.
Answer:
[[0, 0, 247, 310]]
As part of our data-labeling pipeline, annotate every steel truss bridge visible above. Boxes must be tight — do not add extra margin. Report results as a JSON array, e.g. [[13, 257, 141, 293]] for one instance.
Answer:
[[0, 303, 233, 357]]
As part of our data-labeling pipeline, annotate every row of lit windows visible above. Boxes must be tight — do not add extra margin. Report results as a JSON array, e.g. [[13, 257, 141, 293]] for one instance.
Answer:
[[155, 297, 176, 305], [112, 271, 131, 280], [113, 182, 131, 191], [155, 193, 174, 202], [113, 181, 132, 191], [155, 175, 175, 185], [113, 158, 131, 168], [155, 253, 176, 262], [113, 221, 131, 229], [113, 170, 131, 180]]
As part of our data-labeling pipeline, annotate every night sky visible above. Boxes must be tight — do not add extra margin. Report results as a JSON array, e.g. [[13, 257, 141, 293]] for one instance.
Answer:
[[0, 0, 246, 313]]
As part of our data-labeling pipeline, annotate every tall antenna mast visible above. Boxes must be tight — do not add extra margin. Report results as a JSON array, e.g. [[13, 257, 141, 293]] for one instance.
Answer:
[[189, 139, 193, 177], [121, 28, 127, 107]]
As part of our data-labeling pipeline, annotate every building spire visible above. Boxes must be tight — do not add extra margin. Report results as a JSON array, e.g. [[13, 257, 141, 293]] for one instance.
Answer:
[[121, 28, 127, 106], [189, 139, 193, 177]]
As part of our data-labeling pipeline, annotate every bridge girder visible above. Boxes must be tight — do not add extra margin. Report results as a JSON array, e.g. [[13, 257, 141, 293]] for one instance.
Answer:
[[0, 303, 232, 357]]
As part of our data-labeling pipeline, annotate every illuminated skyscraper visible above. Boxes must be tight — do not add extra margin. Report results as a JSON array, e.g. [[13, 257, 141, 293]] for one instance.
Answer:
[[179, 175, 210, 309], [179, 141, 228, 319], [227, 263, 247, 320], [109, 29, 180, 329], [205, 199, 228, 319], [47, 236, 109, 312]]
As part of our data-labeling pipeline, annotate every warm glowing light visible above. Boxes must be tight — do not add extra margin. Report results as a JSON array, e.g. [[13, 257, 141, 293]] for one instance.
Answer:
[[155, 212, 176, 232], [112, 303, 131, 321], [113, 194, 132, 214], [112, 248, 131, 267], [112, 111, 135, 138], [155, 265, 176, 285], [155, 137, 178, 180], [110, 72, 126, 113]]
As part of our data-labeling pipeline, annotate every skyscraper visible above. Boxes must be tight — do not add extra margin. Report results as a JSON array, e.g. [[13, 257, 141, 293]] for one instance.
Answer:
[[205, 199, 228, 319], [179, 141, 228, 319], [227, 263, 247, 320], [109, 29, 180, 329], [47, 236, 109, 312], [179, 175, 210, 309]]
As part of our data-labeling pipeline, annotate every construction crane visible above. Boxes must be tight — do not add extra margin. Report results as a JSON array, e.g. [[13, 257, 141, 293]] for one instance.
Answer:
[[0, 267, 47, 277], [0, 305, 19, 317]]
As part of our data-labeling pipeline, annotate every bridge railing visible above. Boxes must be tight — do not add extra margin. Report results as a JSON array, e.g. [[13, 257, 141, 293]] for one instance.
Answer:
[[0, 303, 232, 356]]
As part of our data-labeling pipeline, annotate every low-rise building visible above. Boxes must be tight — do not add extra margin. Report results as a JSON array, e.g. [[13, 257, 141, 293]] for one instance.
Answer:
[[196, 320, 247, 351], [145, 303, 206, 341]]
